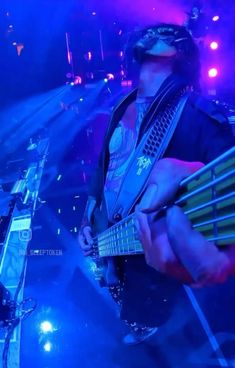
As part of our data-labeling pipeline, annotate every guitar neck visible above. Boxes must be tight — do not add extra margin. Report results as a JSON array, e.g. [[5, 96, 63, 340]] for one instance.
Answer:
[[96, 147, 235, 258]]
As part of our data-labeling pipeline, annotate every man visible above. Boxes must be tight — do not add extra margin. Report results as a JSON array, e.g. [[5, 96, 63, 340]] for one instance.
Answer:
[[78, 23, 235, 345]]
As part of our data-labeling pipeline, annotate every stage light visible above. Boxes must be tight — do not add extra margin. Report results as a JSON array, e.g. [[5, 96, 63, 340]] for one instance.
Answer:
[[104, 78, 108, 83], [84, 51, 92, 61], [43, 342, 52, 352], [210, 41, 218, 50], [121, 80, 133, 87], [87, 51, 92, 61], [92, 11, 96, 16], [106, 73, 115, 81], [212, 15, 219, 22], [74, 76, 82, 85], [208, 68, 218, 78], [40, 321, 53, 333]]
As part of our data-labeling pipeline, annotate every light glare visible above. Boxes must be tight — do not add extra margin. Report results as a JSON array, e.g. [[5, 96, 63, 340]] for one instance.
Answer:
[[212, 15, 220, 22], [43, 342, 52, 352], [208, 68, 218, 78], [210, 41, 218, 50], [40, 321, 53, 333]]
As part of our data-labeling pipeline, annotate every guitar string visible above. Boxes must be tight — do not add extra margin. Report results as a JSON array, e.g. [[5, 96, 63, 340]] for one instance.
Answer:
[[95, 194, 235, 248], [97, 230, 141, 254], [95, 231, 235, 257], [91, 165, 234, 243], [94, 210, 235, 252], [92, 162, 235, 254], [184, 191, 235, 215], [96, 220, 235, 255], [175, 170, 235, 205], [94, 191, 235, 249], [94, 191, 235, 253], [93, 170, 235, 244], [193, 213, 235, 228], [92, 213, 135, 242], [95, 229, 235, 256], [179, 147, 235, 187]]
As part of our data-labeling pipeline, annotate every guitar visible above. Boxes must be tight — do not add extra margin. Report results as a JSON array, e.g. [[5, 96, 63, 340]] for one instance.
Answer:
[[91, 147, 235, 284]]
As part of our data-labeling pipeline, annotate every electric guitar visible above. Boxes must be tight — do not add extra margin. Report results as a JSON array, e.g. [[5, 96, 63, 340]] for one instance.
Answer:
[[91, 147, 235, 284]]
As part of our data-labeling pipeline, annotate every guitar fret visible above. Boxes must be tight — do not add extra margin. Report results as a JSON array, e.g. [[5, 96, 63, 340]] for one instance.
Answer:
[[211, 167, 219, 241], [176, 169, 235, 205], [179, 147, 235, 187], [184, 192, 235, 215], [193, 213, 235, 228], [125, 222, 128, 253], [127, 219, 131, 254], [207, 234, 235, 242]]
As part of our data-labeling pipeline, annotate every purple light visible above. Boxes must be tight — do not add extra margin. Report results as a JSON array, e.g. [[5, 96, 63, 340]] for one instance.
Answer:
[[121, 80, 133, 87], [92, 11, 96, 16], [210, 41, 219, 50], [87, 51, 92, 61], [106, 73, 115, 80], [208, 68, 218, 78], [212, 15, 220, 21], [74, 76, 82, 85]]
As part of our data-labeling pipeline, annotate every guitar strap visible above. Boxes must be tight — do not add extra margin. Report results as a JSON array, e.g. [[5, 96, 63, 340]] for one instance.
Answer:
[[109, 90, 189, 222]]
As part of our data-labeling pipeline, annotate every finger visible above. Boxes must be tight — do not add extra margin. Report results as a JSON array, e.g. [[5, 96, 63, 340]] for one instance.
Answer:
[[139, 182, 177, 214], [78, 233, 86, 248], [140, 159, 205, 213], [138, 184, 158, 212], [82, 244, 93, 251], [134, 210, 152, 250], [83, 249, 93, 257], [83, 226, 93, 245], [78, 232, 92, 251]]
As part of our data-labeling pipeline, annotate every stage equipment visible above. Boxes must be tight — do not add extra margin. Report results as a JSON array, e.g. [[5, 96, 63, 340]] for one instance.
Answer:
[[0, 136, 49, 368]]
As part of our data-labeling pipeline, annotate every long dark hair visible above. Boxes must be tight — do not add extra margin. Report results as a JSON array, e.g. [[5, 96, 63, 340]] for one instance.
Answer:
[[169, 24, 201, 90]]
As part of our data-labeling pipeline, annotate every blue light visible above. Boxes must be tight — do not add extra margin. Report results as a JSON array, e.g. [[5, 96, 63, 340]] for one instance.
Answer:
[[40, 321, 53, 333], [43, 341, 52, 352], [104, 78, 108, 83]]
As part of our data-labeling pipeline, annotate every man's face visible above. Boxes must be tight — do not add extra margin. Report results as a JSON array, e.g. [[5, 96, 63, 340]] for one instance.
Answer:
[[134, 26, 182, 61]]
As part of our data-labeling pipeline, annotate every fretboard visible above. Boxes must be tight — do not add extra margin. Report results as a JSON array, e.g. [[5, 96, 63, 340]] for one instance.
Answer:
[[96, 147, 235, 258]]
